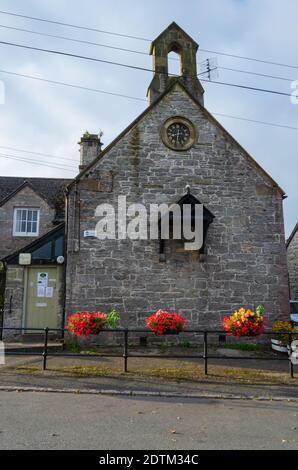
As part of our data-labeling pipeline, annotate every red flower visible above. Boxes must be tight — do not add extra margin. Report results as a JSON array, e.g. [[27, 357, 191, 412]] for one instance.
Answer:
[[67, 311, 107, 336], [223, 308, 264, 337], [146, 310, 187, 336]]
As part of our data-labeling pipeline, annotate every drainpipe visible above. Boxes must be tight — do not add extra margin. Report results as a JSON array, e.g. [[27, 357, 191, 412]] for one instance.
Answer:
[[61, 188, 69, 341], [0, 263, 6, 341]]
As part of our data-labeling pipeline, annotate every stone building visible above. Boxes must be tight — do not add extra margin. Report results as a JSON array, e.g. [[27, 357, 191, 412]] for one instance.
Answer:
[[65, 22, 290, 331], [287, 223, 298, 301], [0, 177, 69, 259], [0, 177, 70, 336]]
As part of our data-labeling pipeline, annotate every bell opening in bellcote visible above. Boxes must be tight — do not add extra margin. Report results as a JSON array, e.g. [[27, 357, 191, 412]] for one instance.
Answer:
[[147, 22, 204, 106], [168, 50, 182, 77]]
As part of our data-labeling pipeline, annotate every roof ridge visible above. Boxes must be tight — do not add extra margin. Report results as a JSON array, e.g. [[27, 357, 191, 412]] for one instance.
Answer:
[[286, 222, 298, 248], [0, 176, 72, 180], [150, 22, 199, 53], [0, 176, 71, 211]]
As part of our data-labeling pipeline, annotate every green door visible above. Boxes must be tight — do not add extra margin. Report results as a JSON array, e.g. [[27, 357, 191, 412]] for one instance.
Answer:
[[25, 266, 62, 331]]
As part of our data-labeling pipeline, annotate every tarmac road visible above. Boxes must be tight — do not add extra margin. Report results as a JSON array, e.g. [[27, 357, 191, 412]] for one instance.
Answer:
[[0, 391, 297, 450]]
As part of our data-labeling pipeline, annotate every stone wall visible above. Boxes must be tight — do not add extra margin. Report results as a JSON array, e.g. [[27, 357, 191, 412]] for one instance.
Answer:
[[65, 83, 290, 331], [2, 265, 25, 339], [287, 227, 298, 300], [0, 186, 55, 260]]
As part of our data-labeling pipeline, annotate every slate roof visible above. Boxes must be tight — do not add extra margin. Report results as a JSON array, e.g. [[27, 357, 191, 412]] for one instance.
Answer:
[[0, 176, 71, 220]]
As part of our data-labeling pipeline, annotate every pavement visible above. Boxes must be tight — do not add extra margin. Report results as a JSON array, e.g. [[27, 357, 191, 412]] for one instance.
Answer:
[[0, 390, 297, 449], [0, 352, 297, 401], [1, 346, 298, 451]]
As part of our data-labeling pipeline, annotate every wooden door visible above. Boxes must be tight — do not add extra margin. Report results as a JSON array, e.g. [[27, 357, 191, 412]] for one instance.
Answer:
[[24, 266, 62, 331]]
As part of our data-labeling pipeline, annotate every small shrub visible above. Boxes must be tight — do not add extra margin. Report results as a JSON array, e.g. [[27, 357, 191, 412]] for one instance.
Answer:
[[106, 309, 121, 329], [223, 342, 259, 351], [180, 340, 192, 348], [272, 321, 298, 344], [158, 343, 169, 354], [70, 340, 80, 353]]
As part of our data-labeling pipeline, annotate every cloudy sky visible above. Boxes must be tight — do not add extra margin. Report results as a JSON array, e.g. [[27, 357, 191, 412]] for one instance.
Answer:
[[0, 0, 297, 235]]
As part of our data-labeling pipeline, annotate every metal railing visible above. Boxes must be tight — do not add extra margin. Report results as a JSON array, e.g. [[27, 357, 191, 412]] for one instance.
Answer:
[[0, 327, 296, 378]]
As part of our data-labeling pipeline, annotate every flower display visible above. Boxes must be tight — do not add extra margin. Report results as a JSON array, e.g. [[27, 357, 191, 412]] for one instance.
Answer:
[[223, 306, 264, 337], [272, 321, 298, 344], [67, 309, 120, 337], [67, 312, 107, 336], [146, 310, 187, 335]]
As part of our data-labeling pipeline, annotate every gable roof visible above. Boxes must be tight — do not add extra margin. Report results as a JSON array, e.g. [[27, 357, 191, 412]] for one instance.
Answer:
[[149, 22, 199, 54], [286, 222, 298, 248], [0, 176, 71, 220], [3, 223, 64, 264], [66, 78, 285, 197]]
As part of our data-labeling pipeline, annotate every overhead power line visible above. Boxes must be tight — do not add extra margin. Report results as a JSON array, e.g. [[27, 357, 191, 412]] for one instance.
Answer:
[[0, 9, 151, 41], [0, 150, 76, 168], [0, 40, 292, 98], [212, 113, 298, 131], [0, 23, 152, 58], [0, 145, 79, 162], [0, 68, 297, 132], [0, 68, 146, 101], [0, 23, 294, 83], [218, 66, 294, 83], [200, 48, 298, 71], [0, 39, 157, 72], [0, 153, 76, 172], [0, 9, 298, 70], [204, 78, 290, 97]]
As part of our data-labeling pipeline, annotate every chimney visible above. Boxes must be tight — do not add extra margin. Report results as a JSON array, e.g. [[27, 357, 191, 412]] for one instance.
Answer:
[[79, 131, 103, 171]]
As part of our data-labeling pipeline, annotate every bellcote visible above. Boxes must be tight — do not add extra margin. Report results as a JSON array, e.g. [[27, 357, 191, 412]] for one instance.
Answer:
[[147, 22, 204, 105]]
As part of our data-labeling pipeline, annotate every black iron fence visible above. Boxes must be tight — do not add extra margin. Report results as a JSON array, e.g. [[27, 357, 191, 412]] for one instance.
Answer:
[[0, 327, 297, 378]]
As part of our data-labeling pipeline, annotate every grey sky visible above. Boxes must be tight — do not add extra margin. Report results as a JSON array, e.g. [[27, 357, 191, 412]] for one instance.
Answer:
[[0, 0, 297, 236]]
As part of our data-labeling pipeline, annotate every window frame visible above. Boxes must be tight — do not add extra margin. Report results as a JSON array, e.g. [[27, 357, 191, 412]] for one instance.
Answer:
[[13, 207, 40, 237]]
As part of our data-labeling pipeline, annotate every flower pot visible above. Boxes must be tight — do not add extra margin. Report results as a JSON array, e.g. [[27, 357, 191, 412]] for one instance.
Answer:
[[75, 332, 102, 348], [146, 311, 187, 336], [155, 330, 180, 336], [271, 338, 288, 353], [164, 330, 180, 335]]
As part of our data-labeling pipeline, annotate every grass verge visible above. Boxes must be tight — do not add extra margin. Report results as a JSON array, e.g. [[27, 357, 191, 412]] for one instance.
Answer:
[[12, 363, 297, 386], [223, 342, 260, 351]]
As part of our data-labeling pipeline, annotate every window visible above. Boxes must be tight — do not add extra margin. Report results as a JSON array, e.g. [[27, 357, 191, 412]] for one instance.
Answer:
[[31, 241, 52, 260], [13, 208, 40, 236], [54, 236, 64, 257]]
